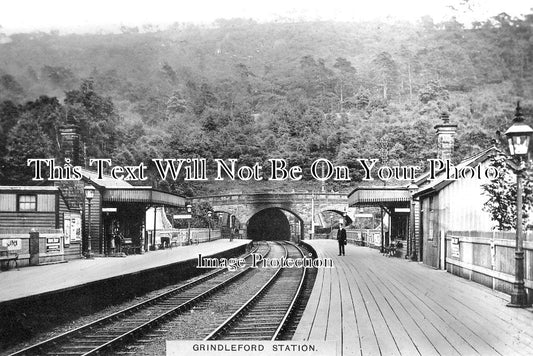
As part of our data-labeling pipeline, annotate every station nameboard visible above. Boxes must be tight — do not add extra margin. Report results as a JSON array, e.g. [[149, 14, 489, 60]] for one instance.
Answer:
[[173, 214, 192, 219]]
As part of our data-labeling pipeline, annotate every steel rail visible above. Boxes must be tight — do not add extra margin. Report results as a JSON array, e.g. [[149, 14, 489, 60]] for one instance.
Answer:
[[204, 241, 306, 341], [9, 243, 268, 356], [271, 242, 307, 340]]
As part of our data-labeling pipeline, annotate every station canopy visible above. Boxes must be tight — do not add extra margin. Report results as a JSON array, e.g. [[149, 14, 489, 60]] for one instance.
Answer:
[[81, 169, 186, 207], [348, 186, 411, 209]]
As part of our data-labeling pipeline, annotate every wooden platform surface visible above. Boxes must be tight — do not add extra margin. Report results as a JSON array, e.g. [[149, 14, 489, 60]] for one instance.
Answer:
[[0, 239, 250, 302], [293, 240, 533, 356]]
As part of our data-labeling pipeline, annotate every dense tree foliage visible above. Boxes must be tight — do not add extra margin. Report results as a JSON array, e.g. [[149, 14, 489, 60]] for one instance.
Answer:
[[482, 154, 533, 230], [1, 14, 533, 195]]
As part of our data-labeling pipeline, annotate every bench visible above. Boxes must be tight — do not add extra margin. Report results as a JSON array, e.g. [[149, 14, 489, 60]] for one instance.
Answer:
[[170, 239, 179, 248], [0, 246, 19, 270], [382, 244, 397, 257], [160, 234, 171, 249], [122, 245, 142, 255]]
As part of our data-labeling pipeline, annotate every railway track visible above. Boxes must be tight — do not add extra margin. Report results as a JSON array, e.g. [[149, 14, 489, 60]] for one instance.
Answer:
[[10, 241, 312, 355], [9, 243, 270, 356], [205, 241, 307, 341]]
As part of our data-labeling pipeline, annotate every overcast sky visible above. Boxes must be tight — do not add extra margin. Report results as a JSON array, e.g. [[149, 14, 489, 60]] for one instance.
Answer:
[[0, 0, 531, 34]]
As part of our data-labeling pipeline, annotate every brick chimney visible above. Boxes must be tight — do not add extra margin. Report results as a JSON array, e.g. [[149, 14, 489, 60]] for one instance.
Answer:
[[59, 124, 84, 166], [434, 113, 457, 162]]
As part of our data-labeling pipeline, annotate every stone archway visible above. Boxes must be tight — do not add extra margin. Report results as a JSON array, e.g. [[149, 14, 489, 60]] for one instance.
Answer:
[[321, 209, 353, 226]]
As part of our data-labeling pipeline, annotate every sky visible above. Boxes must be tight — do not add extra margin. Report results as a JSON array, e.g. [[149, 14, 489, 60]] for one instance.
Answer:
[[0, 0, 531, 34]]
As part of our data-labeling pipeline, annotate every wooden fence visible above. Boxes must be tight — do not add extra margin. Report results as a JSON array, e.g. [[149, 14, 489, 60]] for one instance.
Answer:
[[0, 228, 81, 267], [445, 230, 533, 296], [346, 229, 382, 248], [156, 228, 223, 247]]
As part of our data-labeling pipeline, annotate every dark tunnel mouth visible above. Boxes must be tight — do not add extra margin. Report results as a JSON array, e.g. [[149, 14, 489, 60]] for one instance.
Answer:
[[247, 207, 299, 241]]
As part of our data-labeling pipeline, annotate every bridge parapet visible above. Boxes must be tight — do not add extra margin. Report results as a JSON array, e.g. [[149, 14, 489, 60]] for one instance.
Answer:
[[194, 192, 347, 205], [193, 192, 349, 241]]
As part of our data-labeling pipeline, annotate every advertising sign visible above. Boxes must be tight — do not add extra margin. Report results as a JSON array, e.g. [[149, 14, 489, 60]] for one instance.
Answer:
[[450, 237, 460, 259], [1, 239, 22, 251], [45, 235, 63, 255], [64, 213, 82, 244]]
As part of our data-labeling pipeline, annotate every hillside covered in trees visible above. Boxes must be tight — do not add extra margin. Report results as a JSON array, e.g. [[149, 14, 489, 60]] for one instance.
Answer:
[[1, 13, 533, 196]]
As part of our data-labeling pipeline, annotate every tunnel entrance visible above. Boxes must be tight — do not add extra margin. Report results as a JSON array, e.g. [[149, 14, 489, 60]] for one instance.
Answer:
[[247, 208, 292, 241]]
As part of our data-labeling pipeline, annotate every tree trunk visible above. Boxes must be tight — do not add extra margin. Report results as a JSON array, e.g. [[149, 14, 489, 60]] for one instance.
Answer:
[[408, 63, 413, 102], [340, 84, 343, 112]]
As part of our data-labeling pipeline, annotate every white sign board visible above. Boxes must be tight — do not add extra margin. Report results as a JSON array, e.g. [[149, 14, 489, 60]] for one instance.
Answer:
[[451, 237, 460, 259], [173, 214, 192, 219], [2, 239, 22, 250], [64, 212, 82, 244]]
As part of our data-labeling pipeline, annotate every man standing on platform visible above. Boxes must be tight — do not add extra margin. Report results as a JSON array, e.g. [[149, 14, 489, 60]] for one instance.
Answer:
[[337, 223, 347, 256]]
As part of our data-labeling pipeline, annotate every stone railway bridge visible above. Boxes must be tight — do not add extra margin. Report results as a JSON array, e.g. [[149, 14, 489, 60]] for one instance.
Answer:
[[192, 192, 348, 242]]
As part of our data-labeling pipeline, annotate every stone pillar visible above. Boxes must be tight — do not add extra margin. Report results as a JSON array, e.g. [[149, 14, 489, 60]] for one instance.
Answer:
[[304, 222, 313, 240], [29, 230, 40, 266], [434, 113, 458, 162], [240, 223, 248, 239]]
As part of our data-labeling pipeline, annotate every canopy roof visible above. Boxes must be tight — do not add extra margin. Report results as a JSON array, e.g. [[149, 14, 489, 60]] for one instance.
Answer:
[[348, 186, 411, 208], [102, 187, 186, 207], [80, 169, 186, 207]]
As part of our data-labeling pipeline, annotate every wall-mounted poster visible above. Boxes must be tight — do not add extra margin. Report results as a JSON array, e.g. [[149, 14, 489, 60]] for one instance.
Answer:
[[63, 212, 82, 246], [63, 216, 71, 246]]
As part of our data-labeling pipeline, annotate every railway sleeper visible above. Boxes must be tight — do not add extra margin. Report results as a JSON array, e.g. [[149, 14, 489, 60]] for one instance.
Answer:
[[232, 326, 278, 331], [236, 321, 281, 326]]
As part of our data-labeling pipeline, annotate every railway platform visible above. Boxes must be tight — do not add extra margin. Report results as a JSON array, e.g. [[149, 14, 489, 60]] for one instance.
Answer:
[[0, 239, 250, 303], [294, 239, 533, 356]]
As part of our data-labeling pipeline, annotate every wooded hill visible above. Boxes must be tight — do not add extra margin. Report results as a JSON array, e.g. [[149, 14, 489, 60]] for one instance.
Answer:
[[1, 14, 532, 195]]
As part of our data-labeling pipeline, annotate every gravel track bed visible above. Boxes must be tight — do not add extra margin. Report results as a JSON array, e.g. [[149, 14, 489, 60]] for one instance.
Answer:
[[115, 243, 286, 356]]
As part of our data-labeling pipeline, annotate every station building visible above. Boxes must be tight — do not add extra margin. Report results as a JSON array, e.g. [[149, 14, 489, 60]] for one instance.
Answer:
[[0, 125, 186, 267], [0, 185, 81, 266], [347, 185, 414, 256], [56, 169, 186, 256], [56, 125, 187, 256]]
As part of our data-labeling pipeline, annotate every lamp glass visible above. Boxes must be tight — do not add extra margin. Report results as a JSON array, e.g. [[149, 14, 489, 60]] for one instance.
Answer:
[[508, 135, 530, 156], [84, 186, 95, 199], [505, 120, 533, 157]]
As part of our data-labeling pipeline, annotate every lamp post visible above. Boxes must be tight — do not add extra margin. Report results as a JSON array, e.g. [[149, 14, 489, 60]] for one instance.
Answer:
[[310, 193, 315, 240], [186, 203, 192, 245], [84, 186, 95, 259], [408, 182, 419, 261], [505, 102, 532, 308], [207, 210, 212, 242]]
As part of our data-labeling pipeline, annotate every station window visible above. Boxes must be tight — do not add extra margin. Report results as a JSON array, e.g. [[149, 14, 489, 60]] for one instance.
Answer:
[[18, 194, 37, 211]]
